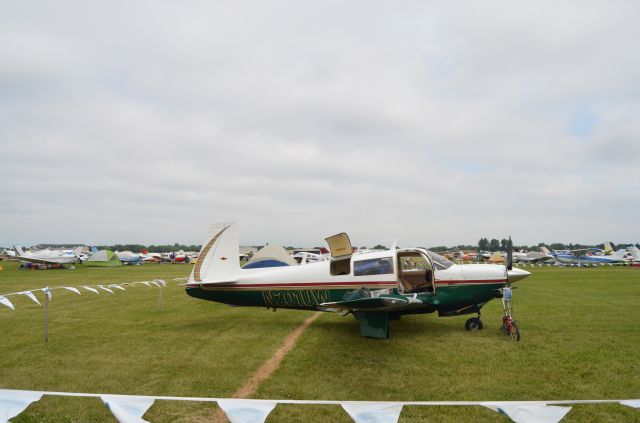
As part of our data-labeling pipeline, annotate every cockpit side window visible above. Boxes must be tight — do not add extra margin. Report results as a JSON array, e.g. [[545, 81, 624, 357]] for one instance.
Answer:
[[425, 250, 454, 270]]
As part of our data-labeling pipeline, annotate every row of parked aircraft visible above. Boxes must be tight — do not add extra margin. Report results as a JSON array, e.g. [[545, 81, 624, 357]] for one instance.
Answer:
[[3, 240, 639, 270], [450, 242, 640, 267], [0, 246, 198, 268]]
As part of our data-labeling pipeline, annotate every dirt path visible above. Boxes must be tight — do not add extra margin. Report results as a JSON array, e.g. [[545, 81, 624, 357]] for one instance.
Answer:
[[213, 311, 322, 422]]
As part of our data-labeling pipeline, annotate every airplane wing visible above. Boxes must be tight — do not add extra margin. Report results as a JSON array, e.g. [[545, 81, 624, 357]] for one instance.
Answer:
[[15, 256, 65, 265], [320, 295, 421, 312]]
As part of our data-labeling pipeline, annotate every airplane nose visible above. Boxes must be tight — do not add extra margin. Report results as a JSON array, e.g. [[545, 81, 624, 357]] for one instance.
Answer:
[[507, 267, 531, 283]]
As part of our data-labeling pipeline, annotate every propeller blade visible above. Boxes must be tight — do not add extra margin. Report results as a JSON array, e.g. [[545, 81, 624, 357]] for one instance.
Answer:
[[507, 236, 513, 270]]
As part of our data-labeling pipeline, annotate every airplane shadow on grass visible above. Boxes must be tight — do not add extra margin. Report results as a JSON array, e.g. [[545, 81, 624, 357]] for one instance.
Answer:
[[312, 314, 462, 340]]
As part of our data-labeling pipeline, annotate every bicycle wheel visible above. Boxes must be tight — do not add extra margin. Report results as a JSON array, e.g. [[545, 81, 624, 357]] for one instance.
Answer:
[[507, 320, 520, 341]]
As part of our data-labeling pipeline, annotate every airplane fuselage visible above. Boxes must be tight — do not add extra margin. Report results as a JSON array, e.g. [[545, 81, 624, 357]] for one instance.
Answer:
[[186, 251, 524, 318]]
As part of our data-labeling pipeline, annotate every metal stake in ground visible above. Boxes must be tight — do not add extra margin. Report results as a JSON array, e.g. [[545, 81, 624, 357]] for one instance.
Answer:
[[44, 287, 49, 342], [159, 283, 163, 312]]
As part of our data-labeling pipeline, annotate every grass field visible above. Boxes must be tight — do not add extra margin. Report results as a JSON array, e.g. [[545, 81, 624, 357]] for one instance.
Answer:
[[0, 261, 638, 422]]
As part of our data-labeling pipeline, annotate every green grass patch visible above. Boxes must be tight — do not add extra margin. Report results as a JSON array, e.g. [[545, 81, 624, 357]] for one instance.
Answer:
[[1, 262, 639, 421]]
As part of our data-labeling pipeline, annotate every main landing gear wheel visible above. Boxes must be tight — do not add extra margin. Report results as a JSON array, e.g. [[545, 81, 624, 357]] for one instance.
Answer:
[[465, 317, 483, 331]]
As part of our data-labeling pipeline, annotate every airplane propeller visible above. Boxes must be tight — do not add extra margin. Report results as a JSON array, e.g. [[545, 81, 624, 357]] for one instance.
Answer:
[[507, 236, 513, 271]]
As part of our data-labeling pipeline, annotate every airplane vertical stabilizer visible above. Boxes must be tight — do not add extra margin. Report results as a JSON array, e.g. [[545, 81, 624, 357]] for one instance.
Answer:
[[190, 222, 240, 284], [604, 242, 614, 255], [13, 245, 27, 256], [628, 246, 640, 262]]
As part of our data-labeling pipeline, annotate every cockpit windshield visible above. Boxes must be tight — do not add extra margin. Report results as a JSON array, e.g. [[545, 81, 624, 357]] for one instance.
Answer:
[[425, 250, 454, 270]]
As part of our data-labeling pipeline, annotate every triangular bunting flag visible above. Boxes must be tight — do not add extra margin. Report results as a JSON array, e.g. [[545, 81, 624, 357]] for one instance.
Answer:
[[109, 285, 127, 291], [43, 287, 52, 301], [151, 281, 161, 288], [620, 400, 640, 408], [156, 279, 166, 286], [217, 400, 277, 423], [64, 287, 82, 295], [0, 389, 43, 423], [142, 282, 151, 287], [83, 286, 99, 294], [20, 291, 41, 306], [342, 402, 404, 423], [0, 296, 15, 310], [98, 285, 115, 294], [101, 395, 154, 423], [482, 403, 571, 423]]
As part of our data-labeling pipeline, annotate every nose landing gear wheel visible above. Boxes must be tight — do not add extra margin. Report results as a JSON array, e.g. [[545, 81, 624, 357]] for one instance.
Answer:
[[465, 317, 483, 331]]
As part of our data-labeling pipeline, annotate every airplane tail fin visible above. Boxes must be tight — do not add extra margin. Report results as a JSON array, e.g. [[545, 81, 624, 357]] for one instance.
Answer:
[[14, 245, 26, 256], [540, 246, 551, 255], [629, 246, 640, 261], [604, 242, 614, 255], [189, 222, 240, 284]]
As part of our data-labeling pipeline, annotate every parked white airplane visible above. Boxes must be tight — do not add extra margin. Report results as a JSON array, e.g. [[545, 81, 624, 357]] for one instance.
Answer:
[[628, 246, 640, 263], [513, 249, 554, 263], [13, 245, 83, 266], [186, 223, 531, 339]]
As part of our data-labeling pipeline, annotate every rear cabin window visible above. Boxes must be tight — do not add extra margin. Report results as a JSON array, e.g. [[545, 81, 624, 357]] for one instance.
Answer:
[[354, 257, 393, 276]]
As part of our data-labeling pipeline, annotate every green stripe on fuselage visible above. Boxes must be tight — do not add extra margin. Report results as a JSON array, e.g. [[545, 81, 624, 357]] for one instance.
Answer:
[[185, 282, 505, 315]]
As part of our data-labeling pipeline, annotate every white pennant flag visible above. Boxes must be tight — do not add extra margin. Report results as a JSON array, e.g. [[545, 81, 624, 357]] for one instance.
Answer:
[[0, 389, 43, 423], [64, 287, 82, 295], [109, 284, 127, 291], [151, 281, 161, 288], [342, 402, 404, 423], [141, 282, 151, 287], [620, 400, 640, 408], [83, 286, 99, 294], [483, 403, 572, 423], [21, 291, 41, 306], [0, 296, 15, 310], [43, 287, 52, 301], [98, 285, 115, 294], [101, 395, 154, 423], [217, 400, 277, 423], [156, 279, 166, 286]]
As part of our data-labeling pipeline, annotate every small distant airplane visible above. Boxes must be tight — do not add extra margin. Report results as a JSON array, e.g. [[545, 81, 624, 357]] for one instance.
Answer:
[[12, 245, 83, 267], [513, 248, 554, 264], [0, 248, 16, 259], [548, 246, 624, 266], [116, 251, 143, 265], [292, 251, 327, 265], [629, 246, 640, 264], [185, 223, 531, 339]]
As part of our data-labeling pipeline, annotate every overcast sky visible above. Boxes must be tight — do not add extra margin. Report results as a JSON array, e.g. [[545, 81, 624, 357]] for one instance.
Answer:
[[1, 1, 638, 248]]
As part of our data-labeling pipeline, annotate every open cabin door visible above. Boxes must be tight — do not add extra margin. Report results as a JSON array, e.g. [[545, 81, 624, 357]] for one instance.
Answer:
[[396, 250, 435, 294], [325, 232, 353, 276]]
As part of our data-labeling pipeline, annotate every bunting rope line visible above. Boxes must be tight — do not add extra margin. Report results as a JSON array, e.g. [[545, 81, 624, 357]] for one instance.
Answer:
[[2, 390, 633, 406], [0, 279, 167, 311], [0, 389, 638, 423]]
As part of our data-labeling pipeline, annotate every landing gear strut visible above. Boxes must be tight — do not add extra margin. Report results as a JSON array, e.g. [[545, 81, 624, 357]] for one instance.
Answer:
[[465, 314, 483, 331]]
